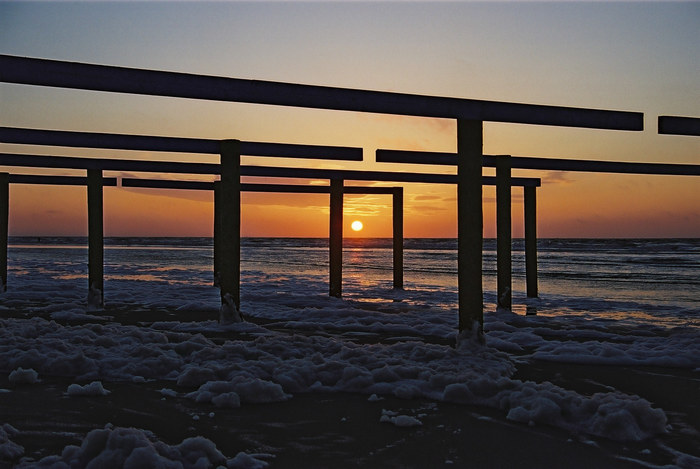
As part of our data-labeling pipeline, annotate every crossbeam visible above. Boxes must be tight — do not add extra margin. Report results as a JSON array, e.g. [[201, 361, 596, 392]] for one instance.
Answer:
[[658, 116, 700, 136], [375, 150, 700, 176], [7, 174, 392, 193], [0, 55, 643, 130], [121, 178, 396, 194], [0, 153, 541, 187], [9, 174, 118, 186], [0, 126, 362, 161]]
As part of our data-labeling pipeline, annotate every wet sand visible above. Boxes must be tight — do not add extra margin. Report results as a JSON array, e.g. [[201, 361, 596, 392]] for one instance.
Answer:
[[2, 377, 646, 468], [1, 308, 698, 468]]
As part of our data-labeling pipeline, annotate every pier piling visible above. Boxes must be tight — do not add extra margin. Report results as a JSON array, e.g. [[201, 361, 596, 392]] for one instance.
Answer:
[[457, 119, 484, 335], [219, 140, 241, 309], [213, 181, 222, 287], [87, 168, 104, 308], [329, 179, 343, 298], [524, 186, 538, 298], [496, 155, 512, 309], [0, 173, 8, 292], [392, 187, 404, 290]]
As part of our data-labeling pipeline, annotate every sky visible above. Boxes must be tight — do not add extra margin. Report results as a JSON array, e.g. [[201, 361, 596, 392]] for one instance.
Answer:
[[0, 0, 698, 238]]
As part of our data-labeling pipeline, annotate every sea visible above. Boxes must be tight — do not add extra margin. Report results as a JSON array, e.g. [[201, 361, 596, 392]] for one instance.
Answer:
[[6, 236, 698, 328]]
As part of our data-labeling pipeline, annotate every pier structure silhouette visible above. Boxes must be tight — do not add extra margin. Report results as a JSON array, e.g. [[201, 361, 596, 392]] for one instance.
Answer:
[[1, 55, 698, 335], [0, 127, 540, 308], [375, 150, 700, 308]]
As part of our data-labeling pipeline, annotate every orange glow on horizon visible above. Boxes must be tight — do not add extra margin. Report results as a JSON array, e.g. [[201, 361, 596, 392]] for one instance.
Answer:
[[6, 173, 699, 239]]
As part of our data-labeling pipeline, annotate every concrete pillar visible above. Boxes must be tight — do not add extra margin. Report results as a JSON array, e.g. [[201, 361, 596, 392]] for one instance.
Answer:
[[213, 181, 222, 287], [329, 178, 343, 298], [0, 173, 8, 292], [392, 187, 404, 290], [87, 168, 104, 308], [496, 155, 512, 309], [219, 140, 241, 309], [457, 119, 484, 335], [524, 186, 538, 298]]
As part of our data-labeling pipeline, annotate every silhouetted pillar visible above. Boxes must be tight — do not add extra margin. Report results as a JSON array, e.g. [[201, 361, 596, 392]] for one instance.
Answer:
[[392, 187, 404, 290], [496, 155, 512, 309], [329, 178, 343, 298], [0, 173, 8, 292], [219, 140, 241, 309], [457, 119, 483, 335], [87, 168, 104, 308], [213, 181, 222, 286], [524, 186, 538, 298]]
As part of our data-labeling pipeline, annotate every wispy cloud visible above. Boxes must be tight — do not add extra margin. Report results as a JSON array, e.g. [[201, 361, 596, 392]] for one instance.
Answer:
[[541, 171, 575, 185]]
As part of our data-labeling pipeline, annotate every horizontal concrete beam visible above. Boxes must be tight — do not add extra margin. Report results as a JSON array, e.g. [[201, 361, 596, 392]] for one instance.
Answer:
[[0, 153, 541, 187], [658, 116, 700, 136], [376, 150, 700, 176], [7, 174, 398, 195], [122, 178, 397, 194], [8, 174, 118, 186], [0, 126, 362, 161], [242, 166, 535, 186], [0, 152, 216, 174], [0, 55, 643, 130]]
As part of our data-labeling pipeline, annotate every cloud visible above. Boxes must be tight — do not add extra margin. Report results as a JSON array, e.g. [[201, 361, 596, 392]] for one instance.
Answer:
[[412, 195, 441, 201], [541, 171, 575, 185], [408, 205, 449, 214], [118, 186, 213, 203]]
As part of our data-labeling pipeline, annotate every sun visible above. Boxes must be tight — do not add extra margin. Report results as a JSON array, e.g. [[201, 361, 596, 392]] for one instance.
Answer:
[[351, 220, 363, 232]]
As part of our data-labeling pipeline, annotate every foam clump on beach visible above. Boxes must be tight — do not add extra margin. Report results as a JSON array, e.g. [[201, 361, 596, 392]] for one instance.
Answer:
[[0, 424, 24, 461], [485, 308, 700, 368], [380, 410, 423, 427], [160, 388, 178, 398], [66, 381, 110, 397], [152, 320, 271, 336], [185, 376, 290, 406], [501, 384, 667, 441], [17, 425, 268, 469], [8, 367, 39, 385], [0, 316, 672, 442], [50, 310, 105, 322], [441, 374, 668, 441]]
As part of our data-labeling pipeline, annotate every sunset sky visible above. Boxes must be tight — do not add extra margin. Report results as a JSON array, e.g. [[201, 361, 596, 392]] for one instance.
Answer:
[[1, 0, 698, 238]]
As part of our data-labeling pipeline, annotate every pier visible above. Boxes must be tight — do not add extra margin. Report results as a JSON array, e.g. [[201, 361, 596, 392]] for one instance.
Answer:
[[0, 147, 539, 308], [2, 55, 698, 336], [375, 149, 700, 308]]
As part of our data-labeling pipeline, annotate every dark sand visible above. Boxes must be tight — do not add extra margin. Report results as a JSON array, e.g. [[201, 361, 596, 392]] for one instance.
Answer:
[[2, 308, 698, 468], [2, 377, 647, 468]]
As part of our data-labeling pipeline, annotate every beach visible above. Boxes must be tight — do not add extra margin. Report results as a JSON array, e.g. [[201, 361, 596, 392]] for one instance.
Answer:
[[1, 238, 698, 468]]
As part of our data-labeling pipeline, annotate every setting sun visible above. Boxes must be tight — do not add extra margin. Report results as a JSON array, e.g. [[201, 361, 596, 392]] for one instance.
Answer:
[[351, 220, 363, 232]]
